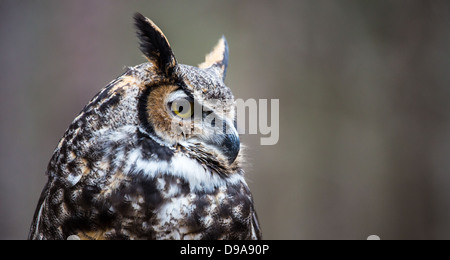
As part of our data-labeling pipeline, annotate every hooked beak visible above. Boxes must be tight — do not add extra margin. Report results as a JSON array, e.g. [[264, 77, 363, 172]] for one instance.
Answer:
[[198, 120, 240, 164], [217, 131, 240, 164]]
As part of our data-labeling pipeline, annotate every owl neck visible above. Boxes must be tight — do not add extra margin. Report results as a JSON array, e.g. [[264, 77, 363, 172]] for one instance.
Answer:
[[114, 127, 244, 193]]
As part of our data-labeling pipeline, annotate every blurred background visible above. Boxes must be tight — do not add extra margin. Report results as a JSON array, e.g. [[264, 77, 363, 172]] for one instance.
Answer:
[[1, 0, 450, 240]]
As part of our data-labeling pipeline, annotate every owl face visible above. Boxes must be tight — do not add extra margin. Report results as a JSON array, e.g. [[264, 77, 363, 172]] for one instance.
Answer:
[[135, 13, 240, 165]]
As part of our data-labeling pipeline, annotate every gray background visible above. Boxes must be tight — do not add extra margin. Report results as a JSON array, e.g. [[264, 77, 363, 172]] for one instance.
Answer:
[[1, 0, 450, 239]]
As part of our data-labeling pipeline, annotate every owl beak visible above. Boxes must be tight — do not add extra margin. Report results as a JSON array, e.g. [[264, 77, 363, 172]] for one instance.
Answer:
[[194, 120, 240, 164], [219, 132, 240, 164], [212, 120, 241, 164]]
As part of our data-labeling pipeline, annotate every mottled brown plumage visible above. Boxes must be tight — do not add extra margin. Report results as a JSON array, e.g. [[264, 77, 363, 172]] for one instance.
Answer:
[[29, 13, 261, 240]]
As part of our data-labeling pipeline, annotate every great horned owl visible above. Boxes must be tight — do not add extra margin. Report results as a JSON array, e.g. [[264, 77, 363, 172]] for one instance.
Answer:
[[28, 13, 261, 240]]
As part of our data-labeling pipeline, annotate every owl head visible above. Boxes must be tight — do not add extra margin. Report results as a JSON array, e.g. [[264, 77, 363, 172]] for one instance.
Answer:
[[132, 13, 240, 165], [51, 12, 242, 192]]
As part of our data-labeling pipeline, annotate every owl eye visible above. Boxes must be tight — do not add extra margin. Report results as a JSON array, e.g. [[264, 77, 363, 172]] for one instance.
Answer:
[[170, 98, 194, 119]]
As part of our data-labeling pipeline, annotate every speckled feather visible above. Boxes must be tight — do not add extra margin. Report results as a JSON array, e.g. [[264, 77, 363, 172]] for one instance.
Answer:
[[29, 13, 261, 240]]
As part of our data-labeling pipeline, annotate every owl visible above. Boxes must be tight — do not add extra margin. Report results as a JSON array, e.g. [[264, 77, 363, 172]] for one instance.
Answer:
[[28, 13, 261, 240]]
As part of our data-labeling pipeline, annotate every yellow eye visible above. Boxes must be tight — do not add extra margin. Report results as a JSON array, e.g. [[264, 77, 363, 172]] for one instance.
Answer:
[[170, 99, 194, 119]]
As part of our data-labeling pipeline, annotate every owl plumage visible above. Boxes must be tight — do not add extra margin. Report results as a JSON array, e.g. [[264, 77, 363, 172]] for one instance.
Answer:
[[29, 13, 261, 240]]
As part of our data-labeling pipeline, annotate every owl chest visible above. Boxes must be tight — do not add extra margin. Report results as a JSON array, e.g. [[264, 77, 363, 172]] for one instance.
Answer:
[[108, 174, 254, 240]]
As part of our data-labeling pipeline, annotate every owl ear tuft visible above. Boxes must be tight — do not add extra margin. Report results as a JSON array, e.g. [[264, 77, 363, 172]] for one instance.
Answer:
[[199, 36, 229, 80], [134, 13, 177, 77]]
